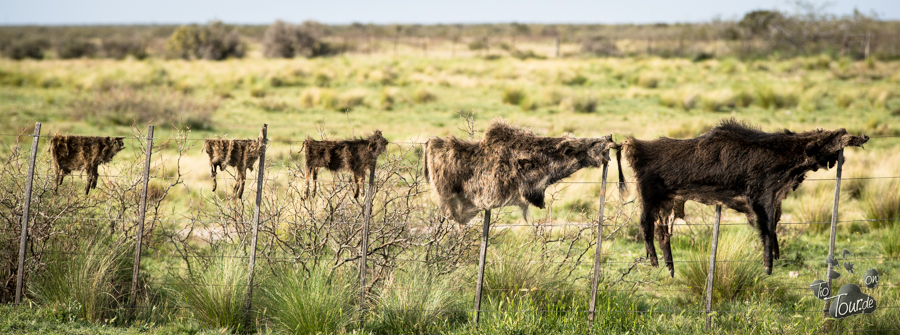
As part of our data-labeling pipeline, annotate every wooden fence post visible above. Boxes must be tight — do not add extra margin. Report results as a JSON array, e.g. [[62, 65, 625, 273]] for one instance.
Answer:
[[358, 162, 377, 317], [473, 209, 491, 324], [823, 149, 844, 323], [243, 124, 267, 330], [705, 205, 722, 330], [129, 125, 154, 317], [588, 148, 611, 323], [14, 122, 41, 305]]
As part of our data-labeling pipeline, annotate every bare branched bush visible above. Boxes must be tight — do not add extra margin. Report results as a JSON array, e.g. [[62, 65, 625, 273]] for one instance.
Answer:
[[0, 125, 186, 303]]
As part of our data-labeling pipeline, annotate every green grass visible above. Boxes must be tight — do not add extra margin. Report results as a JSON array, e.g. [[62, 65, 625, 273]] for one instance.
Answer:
[[29, 239, 131, 323], [677, 227, 768, 303], [263, 264, 356, 335], [369, 263, 466, 334], [166, 248, 250, 332]]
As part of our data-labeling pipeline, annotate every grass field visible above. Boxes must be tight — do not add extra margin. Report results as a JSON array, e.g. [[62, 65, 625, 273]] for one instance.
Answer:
[[1, 47, 900, 334]]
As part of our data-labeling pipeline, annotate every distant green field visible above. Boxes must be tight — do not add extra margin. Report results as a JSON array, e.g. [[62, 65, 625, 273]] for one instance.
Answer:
[[1, 52, 899, 334]]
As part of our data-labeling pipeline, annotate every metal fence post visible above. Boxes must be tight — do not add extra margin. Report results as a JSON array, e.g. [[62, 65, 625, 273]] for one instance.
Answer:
[[473, 209, 491, 324], [358, 162, 377, 316], [588, 156, 611, 323], [824, 149, 844, 322], [705, 205, 723, 330], [243, 124, 267, 330], [14, 122, 41, 305], [129, 125, 154, 317]]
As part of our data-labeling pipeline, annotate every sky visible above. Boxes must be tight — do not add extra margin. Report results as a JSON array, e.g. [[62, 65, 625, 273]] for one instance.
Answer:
[[1, 0, 898, 25]]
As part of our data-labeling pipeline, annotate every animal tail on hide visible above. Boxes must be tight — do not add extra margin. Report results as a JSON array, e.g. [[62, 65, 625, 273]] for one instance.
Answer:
[[608, 141, 628, 198], [422, 140, 430, 182]]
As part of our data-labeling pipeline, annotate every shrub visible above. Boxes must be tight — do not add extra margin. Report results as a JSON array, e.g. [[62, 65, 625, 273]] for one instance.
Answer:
[[263, 20, 334, 58], [30, 239, 131, 322], [168, 249, 249, 332], [677, 227, 767, 302], [699, 89, 735, 112], [263, 264, 355, 335], [370, 263, 465, 334], [636, 72, 662, 88], [582, 36, 620, 57], [560, 94, 597, 113], [166, 21, 245, 60], [70, 86, 217, 130], [501, 86, 526, 105], [99, 37, 147, 60], [4, 39, 48, 60], [379, 87, 399, 110], [412, 88, 437, 104], [56, 39, 96, 59], [335, 89, 369, 111]]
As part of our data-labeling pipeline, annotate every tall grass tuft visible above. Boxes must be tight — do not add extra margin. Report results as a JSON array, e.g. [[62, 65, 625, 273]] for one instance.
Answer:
[[263, 264, 355, 335], [370, 263, 465, 334], [864, 181, 900, 229], [412, 88, 437, 104], [677, 227, 767, 303], [881, 224, 900, 258], [168, 249, 249, 332], [795, 187, 834, 234], [30, 239, 131, 322], [501, 86, 526, 105], [483, 236, 574, 308]]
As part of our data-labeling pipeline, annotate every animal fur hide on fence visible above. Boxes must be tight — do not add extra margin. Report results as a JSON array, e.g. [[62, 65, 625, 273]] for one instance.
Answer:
[[203, 129, 265, 198], [50, 134, 125, 195]]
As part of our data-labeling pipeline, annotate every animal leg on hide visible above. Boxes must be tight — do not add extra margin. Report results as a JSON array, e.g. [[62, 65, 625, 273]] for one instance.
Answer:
[[210, 164, 219, 192], [90, 165, 100, 190], [53, 168, 64, 195], [352, 173, 362, 199], [772, 202, 783, 260], [657, 211, 676, 277], [235, 169, 246, 199], [639, 198, 660, 268], [751, 200, 775, 275]]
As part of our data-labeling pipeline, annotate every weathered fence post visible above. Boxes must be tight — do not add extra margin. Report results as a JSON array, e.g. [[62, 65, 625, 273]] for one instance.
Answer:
[[243, 124, 267, 330], [129, 125, 154, 317], [358, 162, 377, 318], [473, 209, 491, 324], [14, 122, 41, 305], [588, 148, 611, 323], [705, 205, 722, 330], [823, 149, 844, 323]]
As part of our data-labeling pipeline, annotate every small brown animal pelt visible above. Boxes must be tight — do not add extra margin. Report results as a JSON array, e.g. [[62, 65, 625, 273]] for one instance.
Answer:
[[203, 129, 265, 198], [50, 134, 126, 195], [302, 130, 389, 199]]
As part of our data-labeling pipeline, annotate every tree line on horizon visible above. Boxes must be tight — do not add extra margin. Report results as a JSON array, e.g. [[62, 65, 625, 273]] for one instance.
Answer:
[[1, 6, 898, 61]]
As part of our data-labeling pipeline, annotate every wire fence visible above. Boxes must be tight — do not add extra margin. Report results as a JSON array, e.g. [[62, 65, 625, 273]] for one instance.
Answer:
[[2, 123, 899, 333]]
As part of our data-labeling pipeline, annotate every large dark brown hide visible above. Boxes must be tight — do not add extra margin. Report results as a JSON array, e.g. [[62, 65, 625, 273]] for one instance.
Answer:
[[203, 129, 265, 199], [623, 119, 869, 276], [302, 130, 389, 199], [424, 119, 625, 224], [50, 135, 126, 195]]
